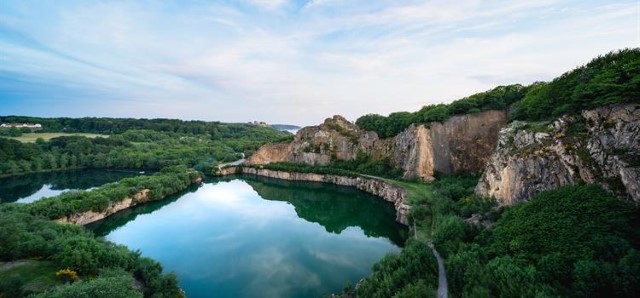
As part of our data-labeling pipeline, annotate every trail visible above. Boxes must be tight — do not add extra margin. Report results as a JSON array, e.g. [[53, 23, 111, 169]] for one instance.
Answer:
[[217, 153, 246, 169], [428, 241, 448, 298]]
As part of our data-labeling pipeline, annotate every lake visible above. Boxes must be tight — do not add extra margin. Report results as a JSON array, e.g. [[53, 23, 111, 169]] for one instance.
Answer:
[[88, 175, 407, 298], [0, 169, 142, 203]]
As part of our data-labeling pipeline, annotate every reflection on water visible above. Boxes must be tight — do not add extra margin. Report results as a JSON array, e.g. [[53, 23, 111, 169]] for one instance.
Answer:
[[88, 175, 407, 298], [0, 170, 141, 203]]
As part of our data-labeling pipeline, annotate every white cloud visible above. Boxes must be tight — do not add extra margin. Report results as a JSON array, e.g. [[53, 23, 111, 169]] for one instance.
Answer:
[[0, 0, 637, 125], [246, 0, 288, 10]]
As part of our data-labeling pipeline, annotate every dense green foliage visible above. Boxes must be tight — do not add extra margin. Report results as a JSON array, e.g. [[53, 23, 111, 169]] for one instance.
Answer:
[[356, 84, 527, 138], [25, 166, 201, 220], [0, 116, 276, 136], [484, 185, 640, 296], [355, 240, 439, 297], [0, 207, 182, 297], [356, 48, 638, 138], [0, 125, 290, 177], [352, 179, 640, 297], [512, 49, 640, 120]]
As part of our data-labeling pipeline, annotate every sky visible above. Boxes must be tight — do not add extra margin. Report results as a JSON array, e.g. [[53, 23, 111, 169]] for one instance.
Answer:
[[0, 0, 638, 126]]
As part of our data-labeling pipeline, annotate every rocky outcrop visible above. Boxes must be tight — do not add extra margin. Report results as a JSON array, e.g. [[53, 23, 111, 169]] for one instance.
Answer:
[[216, 166, 411, 225], [57, 189, 152, 225], [57, 176, 204, 225], [246, 143, 291, 165], [247, 115, 377, 166], [247, 111, 507, 180], [476, 104, 640, 205]]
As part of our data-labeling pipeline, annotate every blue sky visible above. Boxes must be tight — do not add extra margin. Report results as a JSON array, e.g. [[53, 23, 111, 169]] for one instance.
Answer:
[[0, 0, 637, 125]]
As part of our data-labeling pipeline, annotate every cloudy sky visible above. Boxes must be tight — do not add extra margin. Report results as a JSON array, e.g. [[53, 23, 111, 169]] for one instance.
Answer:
[[0, 0, 637, 125]]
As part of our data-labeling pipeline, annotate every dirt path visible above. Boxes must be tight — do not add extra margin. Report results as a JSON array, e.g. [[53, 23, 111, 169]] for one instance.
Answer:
[[0, 260, 30, 272], [428, 242, 448, 298]]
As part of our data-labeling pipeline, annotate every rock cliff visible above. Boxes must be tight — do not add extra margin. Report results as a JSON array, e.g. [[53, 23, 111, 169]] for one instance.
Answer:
[[217, 166, 411, 225], [476, 104, 640, 205], [247, 111, 507, 180], [57, 176, 203, 225]]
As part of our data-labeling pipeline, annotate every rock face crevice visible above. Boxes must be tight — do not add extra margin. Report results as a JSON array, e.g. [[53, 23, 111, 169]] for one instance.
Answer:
[[248, 111, 507, 180], [217, 167, 411, 225], [476, 104, 640, 205]]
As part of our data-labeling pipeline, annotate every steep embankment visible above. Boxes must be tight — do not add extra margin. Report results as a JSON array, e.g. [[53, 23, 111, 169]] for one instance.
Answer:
[[217, 167, 411, 225], [26, 170, 204, 225], [476, 103, 640, 205], [248, 110, 506, 180]]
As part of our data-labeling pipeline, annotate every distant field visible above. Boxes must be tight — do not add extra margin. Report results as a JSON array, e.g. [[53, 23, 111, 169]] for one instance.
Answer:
[[2, 132, 108, 143]]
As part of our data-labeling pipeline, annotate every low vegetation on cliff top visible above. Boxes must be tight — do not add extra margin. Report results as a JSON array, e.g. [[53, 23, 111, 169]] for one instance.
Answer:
[[357, 48, 639, 138]]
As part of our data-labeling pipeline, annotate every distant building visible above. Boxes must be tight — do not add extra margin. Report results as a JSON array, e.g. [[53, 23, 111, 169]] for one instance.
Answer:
[[247, 121, 268, 127], [0, 123, 42, 129]]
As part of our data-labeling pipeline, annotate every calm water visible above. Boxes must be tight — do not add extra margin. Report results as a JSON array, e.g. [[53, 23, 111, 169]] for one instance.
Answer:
[[0, 169, 141, 203], [88, 176, 406, 298]]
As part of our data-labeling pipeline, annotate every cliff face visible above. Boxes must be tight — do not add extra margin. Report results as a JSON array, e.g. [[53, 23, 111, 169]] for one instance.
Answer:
[[247, 111, 507, 180], [218, 167, 411, 225], [386, 110, 507, 179], [476, 104, 640, 205]]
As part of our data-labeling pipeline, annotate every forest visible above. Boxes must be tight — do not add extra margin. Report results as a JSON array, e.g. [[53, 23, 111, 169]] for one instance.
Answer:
[[341, 179, 640, 297], [356, 48, 639, 138], [0, 123, 291, 177]]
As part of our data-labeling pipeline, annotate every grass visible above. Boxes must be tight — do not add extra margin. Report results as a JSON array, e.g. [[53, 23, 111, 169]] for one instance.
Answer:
[[0, 260, 61, 297], [2, 132, 108, 143], [382, 178, 435, 205]]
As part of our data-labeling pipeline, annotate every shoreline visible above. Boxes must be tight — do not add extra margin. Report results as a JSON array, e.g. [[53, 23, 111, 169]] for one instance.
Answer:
[[216, 166, 411, 225]]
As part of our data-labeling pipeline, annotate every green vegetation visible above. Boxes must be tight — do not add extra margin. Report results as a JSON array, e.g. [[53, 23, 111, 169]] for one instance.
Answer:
[[356, 48, 638, 138], [0, 124, 290, 177], [344, 180, 640, 297], [2, 133, 107, 143], [0, 117, 288, 297], [356, 84, 527, 138], [512, 49, 639, 121], [0, 260, 60, 297], [0, 207, 182, 297], [25, 166, 201, 220]]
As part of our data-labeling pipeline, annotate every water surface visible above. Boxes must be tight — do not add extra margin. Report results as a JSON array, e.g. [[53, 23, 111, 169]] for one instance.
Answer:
[[88, 176, 406, 298], [0, 169, 141, 203]]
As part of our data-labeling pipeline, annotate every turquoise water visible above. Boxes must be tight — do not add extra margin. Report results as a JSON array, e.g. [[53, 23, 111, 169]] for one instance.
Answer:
[[88, 176, 406, 298]]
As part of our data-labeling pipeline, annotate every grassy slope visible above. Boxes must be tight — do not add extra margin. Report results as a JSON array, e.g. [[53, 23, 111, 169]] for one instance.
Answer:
[[0, 260, 61, 297], [2, 133, 108, 143]]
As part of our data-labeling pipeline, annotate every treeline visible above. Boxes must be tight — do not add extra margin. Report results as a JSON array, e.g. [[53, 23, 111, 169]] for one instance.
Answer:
[[357, 85, 526, 138], [356, 48, 639, 138], [0, 206, 182, 297], [0, 127, 290, 177], [344, 181, 640, 297], [0, 116, 279, 136], [511, 48, 639, 120], [26, 166, 202, 220]]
